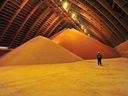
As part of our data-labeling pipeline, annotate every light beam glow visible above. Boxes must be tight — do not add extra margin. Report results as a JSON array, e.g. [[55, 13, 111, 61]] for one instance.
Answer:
[[62, 1, 69, 11], [71, 12, 77, 20]]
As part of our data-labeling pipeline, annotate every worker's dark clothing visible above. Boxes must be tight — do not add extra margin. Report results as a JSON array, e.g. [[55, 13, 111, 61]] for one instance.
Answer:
[[97, 53, 102, 66]]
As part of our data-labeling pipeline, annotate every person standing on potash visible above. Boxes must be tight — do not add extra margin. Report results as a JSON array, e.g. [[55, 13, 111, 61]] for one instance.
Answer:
[[97, 52, 102, 66]]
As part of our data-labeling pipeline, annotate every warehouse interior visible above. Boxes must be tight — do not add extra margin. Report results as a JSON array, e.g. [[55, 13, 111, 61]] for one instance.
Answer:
[[0, 0, 128, 96]]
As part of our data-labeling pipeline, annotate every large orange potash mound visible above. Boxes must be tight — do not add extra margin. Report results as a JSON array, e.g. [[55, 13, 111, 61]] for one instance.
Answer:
[[0, 36, 82, 65], [51, 28, 120, 59]]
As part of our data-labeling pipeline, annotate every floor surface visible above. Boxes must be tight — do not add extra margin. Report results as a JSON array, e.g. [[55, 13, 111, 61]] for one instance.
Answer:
[[0, 58, 128, 96]]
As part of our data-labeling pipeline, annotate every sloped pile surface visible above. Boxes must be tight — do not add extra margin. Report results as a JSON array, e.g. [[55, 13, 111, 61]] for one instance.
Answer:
[[0, 36, 82, 65], [51, 28, 119, 59]]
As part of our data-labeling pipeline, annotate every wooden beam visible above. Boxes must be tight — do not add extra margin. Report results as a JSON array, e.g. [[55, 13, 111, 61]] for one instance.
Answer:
[[21, 8, 51, 43], [47, 19, 63, 37], [9, 1, 44, 47], [0, 0, 9, 11], [0, 0, 29, 40], [34, 12, 56, 36], [97, 0, 128, 32], [43, 16, 59, 36]]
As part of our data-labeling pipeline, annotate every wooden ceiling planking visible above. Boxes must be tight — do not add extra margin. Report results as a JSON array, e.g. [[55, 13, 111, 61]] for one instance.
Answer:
[[0, 0, 128, 48]]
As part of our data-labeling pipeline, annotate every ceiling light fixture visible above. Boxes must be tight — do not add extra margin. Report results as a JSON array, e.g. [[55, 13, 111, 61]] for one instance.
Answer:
[[84, 29, 87, 33], [62, 1, 69, 11], [88, 34, 91, 37], [71, 12, 77, 20]]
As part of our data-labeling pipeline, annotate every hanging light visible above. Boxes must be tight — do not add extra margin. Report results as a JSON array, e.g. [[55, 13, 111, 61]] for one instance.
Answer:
[[84, 29, 87, 33], [71, 12, 77, 20], [88, 34, 91, 37], [62, 1, 69, 11], [80, 25, 84, 29]]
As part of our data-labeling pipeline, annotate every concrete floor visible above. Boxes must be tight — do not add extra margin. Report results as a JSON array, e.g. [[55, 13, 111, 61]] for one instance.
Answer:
[[0, 58, 128, 96]]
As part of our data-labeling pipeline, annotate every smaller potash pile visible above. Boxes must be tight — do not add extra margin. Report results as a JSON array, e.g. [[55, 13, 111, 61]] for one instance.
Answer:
[[51, 28, 119, 59], [0, 36, 82, 65], [115, 40, 128, 57]]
